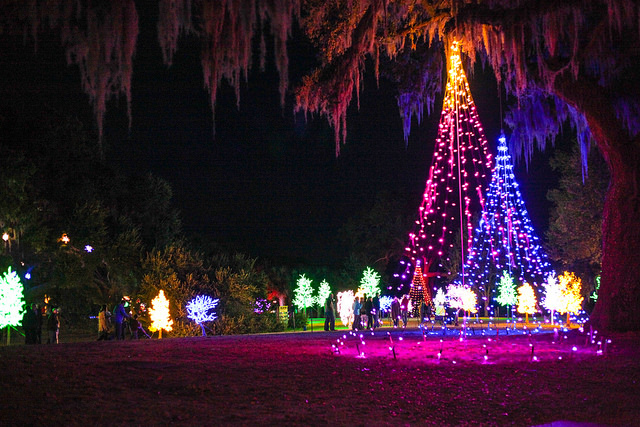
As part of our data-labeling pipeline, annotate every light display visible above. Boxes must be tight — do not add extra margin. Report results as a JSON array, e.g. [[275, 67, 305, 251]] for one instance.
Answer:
[[186, 295, 219, 336], [542, 273, 563, 324], [316, 279, 332, 308], [517, 282, 537, 323], [149, 290, 173, 338], [359, 267, 381, 298], [0, 267, 25, 329], [446, 283, 478, 314], [558, 272, 584, 325], [495, 273, 518, 317], [292, 274, 314, 314], [433, 288, 446, 317], [590, 275, 600, 302], [403, 41, 493, 282], [379, 296, 393, 314], [463, 133, 555, 314], [337, 290, 355, 327], [408, 262, 432, 316]]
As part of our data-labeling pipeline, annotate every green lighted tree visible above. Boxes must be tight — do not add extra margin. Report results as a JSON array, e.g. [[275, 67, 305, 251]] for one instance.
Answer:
[[315, 279, 332, 309], [359, 267, 381, 298], [292, 274, 314, 315], [0, 267, 25, 344], [496, 273, 518, 318]]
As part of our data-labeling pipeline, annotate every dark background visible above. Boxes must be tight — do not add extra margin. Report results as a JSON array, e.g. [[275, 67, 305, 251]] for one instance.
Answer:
[[0, 14, 558, 267]]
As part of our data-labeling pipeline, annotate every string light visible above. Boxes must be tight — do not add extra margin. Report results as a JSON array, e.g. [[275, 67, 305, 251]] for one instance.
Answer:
[[149, 290, 173, 338], [186, 295, 219, 336], [0, 267, 25, 330], [403, 42, 492, 283], [517, 282, 537, 323], [359, 267, 381, 297], [292, 274, 314, 314], [337, 290, 355, 327], [463, 134, 555, 315]]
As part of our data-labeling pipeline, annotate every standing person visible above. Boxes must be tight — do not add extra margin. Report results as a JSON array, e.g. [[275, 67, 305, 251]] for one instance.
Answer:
[[22, 303, 37, 344], [419, 300, 428, 327], [113, 300, 131, 340], [129, 315, 140, 339], [373, 296, 381, 328], [97, 305, 111, 341], [34, 304, 43, 344], [391, 297, 401, 328], [400, 294, 410, 328], [352, 297, 362, 330], [324, 293, 336, 331], [365, 297, 374, 329], [46, 307, 60, 344]]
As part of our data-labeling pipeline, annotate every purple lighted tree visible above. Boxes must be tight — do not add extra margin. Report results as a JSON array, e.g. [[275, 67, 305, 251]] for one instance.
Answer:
[[186, 295, 219, 336], [402, 42, 493, 285]]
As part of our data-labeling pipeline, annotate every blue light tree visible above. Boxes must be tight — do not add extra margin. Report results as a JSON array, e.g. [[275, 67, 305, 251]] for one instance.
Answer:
[[186, 295, 219, 336], [463, 134, 555, 316]]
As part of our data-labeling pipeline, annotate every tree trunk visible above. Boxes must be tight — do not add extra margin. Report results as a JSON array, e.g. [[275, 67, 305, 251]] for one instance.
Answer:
[[555, 77, 640, 332]]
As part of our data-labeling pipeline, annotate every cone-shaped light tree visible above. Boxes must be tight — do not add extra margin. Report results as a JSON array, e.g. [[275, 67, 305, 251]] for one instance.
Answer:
[[149, 290, 173, 339], [402, 42, 492, 287], [464, 134, 555, 316]]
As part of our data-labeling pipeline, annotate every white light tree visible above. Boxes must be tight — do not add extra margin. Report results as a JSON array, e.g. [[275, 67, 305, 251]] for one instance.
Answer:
[[186, 295, 219, 336], [292, 274, 314, 315], [496, 273, 518, 318], [433, 288, 446, 317], [0, 267, 25, 345], [517, 283, 537, 324], [336, 290, 355, 327], [149, 289, 173, 339], [542, 273, 564, 325], [446, 284, 478, 318], [359, 267, 381, 298]]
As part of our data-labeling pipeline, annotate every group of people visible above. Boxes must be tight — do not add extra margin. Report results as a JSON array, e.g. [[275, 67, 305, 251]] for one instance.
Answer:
[[97, 300, 146, 341], [22, 303, 60, 344], [322, 293, 438, 332], [351, 295, 383, 330]]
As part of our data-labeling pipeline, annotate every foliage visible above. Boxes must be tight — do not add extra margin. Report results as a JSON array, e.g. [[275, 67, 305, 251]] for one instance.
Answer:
[[0, 267, 25, 328], [217, 313, 284, 335], [546, 145, 608, 294]]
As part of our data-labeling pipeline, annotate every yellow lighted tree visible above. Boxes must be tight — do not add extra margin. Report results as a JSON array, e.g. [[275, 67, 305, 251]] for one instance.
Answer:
[[149, 290, 173, 339], [558, 272, 583, 326], [517, 282, 537, 324]]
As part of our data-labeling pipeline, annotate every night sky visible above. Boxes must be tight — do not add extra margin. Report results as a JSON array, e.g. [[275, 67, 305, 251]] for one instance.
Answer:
[[0, 16, 559, 267]]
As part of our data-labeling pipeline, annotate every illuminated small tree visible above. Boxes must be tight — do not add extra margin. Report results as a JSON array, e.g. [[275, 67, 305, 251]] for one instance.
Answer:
[[496, 273, 518, 318], [360, 267, 381, 297], [542, 273, 563, 325], [558, 272, 584, 326], [0, 267, 25, 344], [186, 295, 219, 336], [433, 288, 446, 317], [316, 279, 332, 310], [336, 290, 355, 327], [292, 274, 314, 315], [517, 282, 537, 324], [446, 284, 478, 317], [149, 290, 173, 339]]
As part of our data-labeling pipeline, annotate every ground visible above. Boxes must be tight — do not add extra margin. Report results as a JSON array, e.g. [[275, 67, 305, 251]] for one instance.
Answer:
[[1, 324, 639, 426]]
